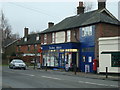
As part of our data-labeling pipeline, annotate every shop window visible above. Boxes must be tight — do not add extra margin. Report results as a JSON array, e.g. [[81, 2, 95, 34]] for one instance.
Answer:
[[82, 26, 92, 37], [111, 53, 120, 67]]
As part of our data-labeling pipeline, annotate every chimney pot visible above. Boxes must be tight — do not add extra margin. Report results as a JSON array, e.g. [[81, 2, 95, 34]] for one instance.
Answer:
[[77, 2, 85, 14], [98, 0, 106, 9], [48, 22, 54, 28], [79, 2, 83, 7], [24, 27, 29, 37]]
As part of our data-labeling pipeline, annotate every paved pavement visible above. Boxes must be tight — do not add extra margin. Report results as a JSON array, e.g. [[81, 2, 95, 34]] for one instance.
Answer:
[[28, 66, 120, 81]]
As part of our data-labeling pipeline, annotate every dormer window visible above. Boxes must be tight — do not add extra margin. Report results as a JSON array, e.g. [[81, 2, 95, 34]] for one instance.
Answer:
[[36, 35, 40, 41], [24, 37, 27, 42]]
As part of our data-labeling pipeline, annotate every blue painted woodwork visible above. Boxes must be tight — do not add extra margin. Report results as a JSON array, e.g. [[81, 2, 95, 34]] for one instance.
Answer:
[[79, 25, 95, 72]]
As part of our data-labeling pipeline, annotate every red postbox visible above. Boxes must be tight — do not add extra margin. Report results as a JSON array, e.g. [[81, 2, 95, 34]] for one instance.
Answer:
[[93, 59, 97, 73]]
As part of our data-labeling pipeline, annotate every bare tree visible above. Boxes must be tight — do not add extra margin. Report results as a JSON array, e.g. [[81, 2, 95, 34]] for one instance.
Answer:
[[0, 10, 20, 50], [30, 31, 36, 34], [0, 10, 12, 40], [11, 33, 20, 39], [84, 2, 93, 12]]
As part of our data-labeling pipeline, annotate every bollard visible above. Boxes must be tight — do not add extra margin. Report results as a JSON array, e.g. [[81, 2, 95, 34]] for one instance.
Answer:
[[106, 67, 108, 78], [74, 64, 77, 75], [46, 63, 47, 71], [33, 62, 35, 69]]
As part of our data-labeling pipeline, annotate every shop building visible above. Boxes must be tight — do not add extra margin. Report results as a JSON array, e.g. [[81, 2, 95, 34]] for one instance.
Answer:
[[40, 0, 120, 72]]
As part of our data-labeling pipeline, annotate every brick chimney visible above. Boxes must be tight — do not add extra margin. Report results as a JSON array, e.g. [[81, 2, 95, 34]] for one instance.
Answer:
[[24, 27, 29, 37], [98, 0, 106, 9], [77, 2, 85, 14], [48, 22, 54, 28]]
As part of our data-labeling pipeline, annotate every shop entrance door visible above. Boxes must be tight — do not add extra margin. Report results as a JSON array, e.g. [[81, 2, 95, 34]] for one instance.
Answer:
[[59, 53, 65, 68], [72, 52, 77, 66], [80, 51, 94, 72]]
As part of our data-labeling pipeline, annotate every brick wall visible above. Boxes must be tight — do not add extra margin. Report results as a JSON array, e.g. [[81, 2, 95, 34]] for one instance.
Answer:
[[41, 28, 80, 45], [47, 33, 52, 44], [95, 23, 120, 60], [16, 44, 41, 54], [40, 34, 44, 45]]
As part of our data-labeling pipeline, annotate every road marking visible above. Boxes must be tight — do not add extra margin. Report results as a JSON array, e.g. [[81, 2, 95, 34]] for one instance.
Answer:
[[3, 71, 35, 77], [41, 76, 62, 80], [20, 73, 35, 77], [78, 81, 118, 87]]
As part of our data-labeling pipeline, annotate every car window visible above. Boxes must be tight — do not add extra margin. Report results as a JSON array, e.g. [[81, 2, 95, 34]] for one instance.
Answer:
[[15, 60, 24, 63], [11, 60, 24, 63]]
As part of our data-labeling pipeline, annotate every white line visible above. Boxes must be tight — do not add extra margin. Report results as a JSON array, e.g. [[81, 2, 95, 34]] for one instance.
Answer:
[[20, 73, 35, 77], [78, 81, 118, 87], [42, 76, 62, 80], [4, 71, 35, 77]]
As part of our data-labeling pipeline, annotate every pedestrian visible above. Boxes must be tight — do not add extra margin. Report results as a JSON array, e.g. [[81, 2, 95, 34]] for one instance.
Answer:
[[65, 62, 69, 72], [36, 59, 41, 69]]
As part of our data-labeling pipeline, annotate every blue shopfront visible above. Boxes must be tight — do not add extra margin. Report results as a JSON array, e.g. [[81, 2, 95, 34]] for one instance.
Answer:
[[41, 42, 80, 69], [79, 25, 95, 73]]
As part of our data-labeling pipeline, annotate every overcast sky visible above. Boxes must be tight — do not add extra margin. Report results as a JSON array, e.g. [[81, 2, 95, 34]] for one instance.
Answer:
[[0, 0, 119, 37]]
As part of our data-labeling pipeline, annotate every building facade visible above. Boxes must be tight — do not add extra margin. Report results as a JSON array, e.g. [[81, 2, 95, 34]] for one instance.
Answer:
[[40, 1, 120, 72], [16, 28, 41, 63], [99, 37, 120, 73]]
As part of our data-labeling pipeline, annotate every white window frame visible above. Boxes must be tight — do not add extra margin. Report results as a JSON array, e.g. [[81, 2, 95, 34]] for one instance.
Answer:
[[52, 33, 55, 43], [67, 30, 71, 42], [34, 44, 37, 50], [44, 34, 47, 44], [18, 46, 21, 51], [82, 26, 92, 37], [36, 35, 39, 41], [55, 31, 65, 43], [28, 45, 31, 51], [24, 37, 27, 42]]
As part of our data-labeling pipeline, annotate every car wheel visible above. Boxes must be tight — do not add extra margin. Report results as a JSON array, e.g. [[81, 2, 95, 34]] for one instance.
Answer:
[[13, 66, 15, 69], [23, 67, 26, 70], [9, 66, 11, 69]]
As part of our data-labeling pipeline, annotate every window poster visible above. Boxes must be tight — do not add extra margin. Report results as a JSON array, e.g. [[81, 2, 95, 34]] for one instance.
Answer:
[[88, 56, 92, 62]]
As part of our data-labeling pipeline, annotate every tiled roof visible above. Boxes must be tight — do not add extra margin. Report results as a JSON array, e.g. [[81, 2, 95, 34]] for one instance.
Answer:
[[17, 33, 41, 46], [41, 8, 120, 34]]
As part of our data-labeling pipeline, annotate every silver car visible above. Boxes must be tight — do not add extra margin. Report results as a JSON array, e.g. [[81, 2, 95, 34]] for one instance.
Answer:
[[9, 59, 26, 70]]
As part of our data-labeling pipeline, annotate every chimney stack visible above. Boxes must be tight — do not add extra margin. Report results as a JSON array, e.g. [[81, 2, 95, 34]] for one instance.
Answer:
[[24, 27, 29, 37], [77, 2, 85, 14], [48, 22, 54, 28], [98, 0, 106, 9]]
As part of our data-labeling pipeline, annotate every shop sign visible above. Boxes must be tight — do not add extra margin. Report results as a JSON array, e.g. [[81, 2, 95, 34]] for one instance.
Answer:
[[49, 46, 62, 50], [49, 46, 55, 50]]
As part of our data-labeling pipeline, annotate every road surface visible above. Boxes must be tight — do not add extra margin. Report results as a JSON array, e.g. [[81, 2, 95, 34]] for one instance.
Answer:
[[2, 66, 119, 88]]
